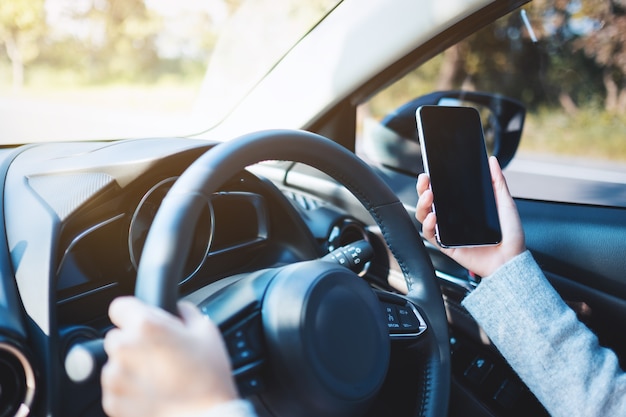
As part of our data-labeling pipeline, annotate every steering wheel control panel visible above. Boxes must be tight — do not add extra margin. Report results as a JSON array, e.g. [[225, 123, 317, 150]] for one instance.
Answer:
[[378, 292, 428, 338], [323, 240, 427, 338], [222, 313, 266, 397]]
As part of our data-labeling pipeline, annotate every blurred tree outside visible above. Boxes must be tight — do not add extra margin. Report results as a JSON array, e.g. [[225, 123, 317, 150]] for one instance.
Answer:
[[573, 0, 626, 113], [0, 0, 46, 90], [67, 0, 162, 83], [0, 0, 220, 89], [367, 0, 626, 161], [45, 0, 221, 85], [0, 0, 342, 143], [0, 0, 623, 156], [433, 0, 614, 114]]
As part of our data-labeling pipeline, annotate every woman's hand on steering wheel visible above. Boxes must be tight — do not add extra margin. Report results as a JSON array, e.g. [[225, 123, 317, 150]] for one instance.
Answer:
[[101, 297, 239, 417]]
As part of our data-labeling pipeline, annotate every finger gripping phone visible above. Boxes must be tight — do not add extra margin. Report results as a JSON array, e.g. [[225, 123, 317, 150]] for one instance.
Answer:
[[416, 105, 501, 248]]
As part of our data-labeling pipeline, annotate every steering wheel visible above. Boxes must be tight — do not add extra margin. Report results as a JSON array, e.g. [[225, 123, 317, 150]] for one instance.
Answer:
[[134, 129, 450, 417]]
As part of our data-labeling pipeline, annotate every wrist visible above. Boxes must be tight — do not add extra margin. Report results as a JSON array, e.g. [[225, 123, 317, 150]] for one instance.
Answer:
[[483, 249, 528, 279]]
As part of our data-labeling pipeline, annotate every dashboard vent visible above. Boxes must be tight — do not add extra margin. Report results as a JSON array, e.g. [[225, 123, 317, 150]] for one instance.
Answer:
[[0, 341, 36, 417]]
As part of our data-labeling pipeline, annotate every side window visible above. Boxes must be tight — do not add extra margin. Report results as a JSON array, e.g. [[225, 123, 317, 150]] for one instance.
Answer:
[[357, 1, 626, 208]]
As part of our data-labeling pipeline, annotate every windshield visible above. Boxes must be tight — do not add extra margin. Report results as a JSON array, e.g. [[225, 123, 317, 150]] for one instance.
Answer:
[[0, 0, 339, 144]]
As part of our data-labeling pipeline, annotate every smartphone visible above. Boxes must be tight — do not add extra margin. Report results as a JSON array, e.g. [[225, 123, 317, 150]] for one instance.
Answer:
[[416, 105, 501, 248]]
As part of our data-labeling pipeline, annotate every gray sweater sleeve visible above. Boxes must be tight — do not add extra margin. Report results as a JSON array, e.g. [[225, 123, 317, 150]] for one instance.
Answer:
[[462, 250, 626, 417]]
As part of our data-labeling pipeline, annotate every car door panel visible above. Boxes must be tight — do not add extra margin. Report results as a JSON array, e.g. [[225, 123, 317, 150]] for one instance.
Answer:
[[517, 199, 626, 364]]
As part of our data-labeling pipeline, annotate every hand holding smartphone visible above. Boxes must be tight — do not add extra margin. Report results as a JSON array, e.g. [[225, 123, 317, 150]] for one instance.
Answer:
[[416, 105, 501, 248]]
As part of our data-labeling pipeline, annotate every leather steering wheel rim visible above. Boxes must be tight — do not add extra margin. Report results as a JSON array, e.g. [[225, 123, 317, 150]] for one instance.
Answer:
[[134, 129, 450, 417]]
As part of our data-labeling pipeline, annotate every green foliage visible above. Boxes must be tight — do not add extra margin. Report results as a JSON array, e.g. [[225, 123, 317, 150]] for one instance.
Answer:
[[0, 0, 215, 87], [64, 0, 162, 83], [522, 108, 626, 160], [1, 0, 624, 161], [0, 0, 46, 87], [0, 0, 45, 31], [367, 0, 626, 162]]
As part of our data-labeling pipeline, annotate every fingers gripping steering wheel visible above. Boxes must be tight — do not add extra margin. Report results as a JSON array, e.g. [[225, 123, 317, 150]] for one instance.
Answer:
[[134, 129, 450, 417]]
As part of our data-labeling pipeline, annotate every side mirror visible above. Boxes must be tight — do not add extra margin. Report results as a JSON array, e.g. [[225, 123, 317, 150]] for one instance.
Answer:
[[371, 91, 525, 170]]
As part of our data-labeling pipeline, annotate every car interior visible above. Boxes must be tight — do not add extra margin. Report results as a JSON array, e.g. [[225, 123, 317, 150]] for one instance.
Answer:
[[1, 0, 626, 416]]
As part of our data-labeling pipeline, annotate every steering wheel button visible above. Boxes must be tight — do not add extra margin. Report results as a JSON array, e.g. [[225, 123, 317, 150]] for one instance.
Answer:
[[239, 350, 252, 360], [226, 336, 247, 350], [237, 374, 264, 397], [231, 347, 260, 367], [333, 252, 349, 265], [383, 304, 400, 329], [464, 356, 493, 386], [398, 305, 420, 330]]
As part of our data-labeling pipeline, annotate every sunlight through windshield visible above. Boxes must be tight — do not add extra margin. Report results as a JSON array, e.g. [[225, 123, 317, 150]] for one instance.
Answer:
[[0, 0, 339, 143]]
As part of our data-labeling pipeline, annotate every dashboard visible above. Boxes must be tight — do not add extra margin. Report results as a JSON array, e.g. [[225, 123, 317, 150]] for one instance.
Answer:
[[4, 139, 343, 329], [0, 137, 392, 416]]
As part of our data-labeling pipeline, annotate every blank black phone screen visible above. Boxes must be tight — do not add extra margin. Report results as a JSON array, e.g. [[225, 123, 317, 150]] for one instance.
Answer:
[[417, 105, 501, 247]]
